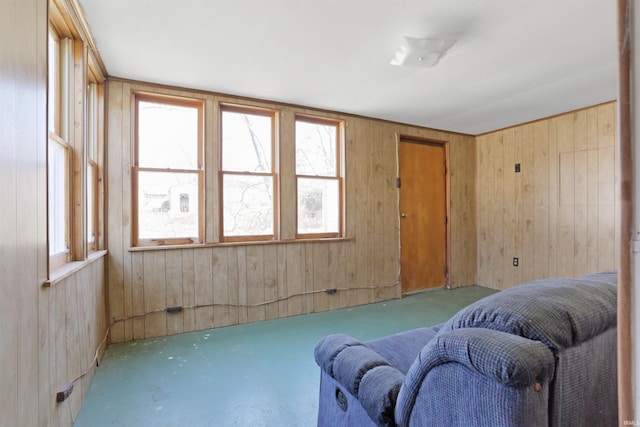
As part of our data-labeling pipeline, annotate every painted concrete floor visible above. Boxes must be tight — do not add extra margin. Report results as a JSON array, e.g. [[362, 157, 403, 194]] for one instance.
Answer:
[[74, 286, 497, 427]]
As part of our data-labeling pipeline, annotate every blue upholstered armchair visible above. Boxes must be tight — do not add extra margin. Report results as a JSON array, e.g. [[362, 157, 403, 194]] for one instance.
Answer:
[[314, 271, 618, 426]]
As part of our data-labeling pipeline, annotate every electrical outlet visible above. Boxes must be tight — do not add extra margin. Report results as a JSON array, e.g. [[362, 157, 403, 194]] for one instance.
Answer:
[[513, 258, 519, 267], [56, 383, 73, 403]]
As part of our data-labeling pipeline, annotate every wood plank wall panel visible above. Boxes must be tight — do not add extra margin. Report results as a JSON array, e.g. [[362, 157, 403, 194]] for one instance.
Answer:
[[106, 79, 477, 342], [181, 249, 196, 332], [448, 133, 478, 288], [42, 259, 108, 427], [5, 1, 43, 425], [476, 102, 618, 290], [1, 1, 109, 426], [106, 79, 126, 342], [166, 249, 184, 335]]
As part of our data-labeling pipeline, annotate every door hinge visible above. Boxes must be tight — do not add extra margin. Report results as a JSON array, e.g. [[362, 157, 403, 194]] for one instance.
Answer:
[[396, 177, 401, 188], [444, 216, 448, 224]]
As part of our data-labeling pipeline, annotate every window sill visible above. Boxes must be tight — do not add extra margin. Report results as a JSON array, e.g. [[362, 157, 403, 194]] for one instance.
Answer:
[[129, 237, 353, 252], [44, 250, 108, 287]]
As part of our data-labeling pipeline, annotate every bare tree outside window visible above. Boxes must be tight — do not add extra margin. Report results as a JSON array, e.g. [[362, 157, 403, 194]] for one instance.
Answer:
[[220, 108, 276, 240], [295, 118, 342, 236]]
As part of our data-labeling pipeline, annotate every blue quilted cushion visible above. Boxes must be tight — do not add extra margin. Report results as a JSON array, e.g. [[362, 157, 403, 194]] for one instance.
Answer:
[[437, 272, 617, 353], [396, 328, 555, 427], [315, 334, 404, 426]]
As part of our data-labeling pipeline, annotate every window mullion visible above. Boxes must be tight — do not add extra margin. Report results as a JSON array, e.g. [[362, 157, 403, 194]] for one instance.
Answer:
[[137, 166, 201, 174], [71, 38, 87, 261]]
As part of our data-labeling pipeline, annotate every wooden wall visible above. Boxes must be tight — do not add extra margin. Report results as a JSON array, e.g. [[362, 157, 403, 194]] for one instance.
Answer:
[[39, 260, 108, 426], [0, 0, 108, 426], [0, 1, 619, 424], [476, 102, 618, 289], [105, 79, 477, 343]]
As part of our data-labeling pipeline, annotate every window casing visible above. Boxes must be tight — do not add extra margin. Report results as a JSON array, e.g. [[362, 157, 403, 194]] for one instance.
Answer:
[[219, 105, 278, 242], [295, 116, 343, 238], [133, 93, 205, 246]]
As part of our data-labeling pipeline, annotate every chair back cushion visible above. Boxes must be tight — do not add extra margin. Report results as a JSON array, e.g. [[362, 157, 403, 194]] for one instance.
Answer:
[[437, 271, 617, 353]]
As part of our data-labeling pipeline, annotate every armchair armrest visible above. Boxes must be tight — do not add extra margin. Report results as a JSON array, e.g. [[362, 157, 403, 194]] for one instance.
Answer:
[[315, 334, 404, 426], [396, 328, 555, 426]]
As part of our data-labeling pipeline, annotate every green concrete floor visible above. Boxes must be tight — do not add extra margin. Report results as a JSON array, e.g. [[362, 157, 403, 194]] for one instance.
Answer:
[[74, 286, 497, 427]]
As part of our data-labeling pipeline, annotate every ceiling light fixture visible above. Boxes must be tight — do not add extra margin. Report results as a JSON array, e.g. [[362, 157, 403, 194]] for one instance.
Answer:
[[390, 36, 457, 68]]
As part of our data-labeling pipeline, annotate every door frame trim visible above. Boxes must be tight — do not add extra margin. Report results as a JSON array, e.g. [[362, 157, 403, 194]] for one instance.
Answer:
[[397, 135, 451, 290]]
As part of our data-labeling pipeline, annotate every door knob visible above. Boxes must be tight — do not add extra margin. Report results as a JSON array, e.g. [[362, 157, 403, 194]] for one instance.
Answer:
[[401, 213, 408, 218]]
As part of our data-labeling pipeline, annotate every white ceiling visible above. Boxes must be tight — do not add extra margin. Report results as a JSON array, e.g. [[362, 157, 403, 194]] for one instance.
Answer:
[[77, 0, 618, 135]]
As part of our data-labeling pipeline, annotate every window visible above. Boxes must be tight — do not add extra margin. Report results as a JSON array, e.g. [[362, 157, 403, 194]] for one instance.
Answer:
[[48, 31, 60, 135], [48, 29, 71, 269], [220, 105, 277, 242], [130, 95, 345, 248], [86, 82, 99, 251], [48, 137, 69, 265], [133, 94, 204, 246], [295, 116, 343, 237], [47, 1, 106, 277]]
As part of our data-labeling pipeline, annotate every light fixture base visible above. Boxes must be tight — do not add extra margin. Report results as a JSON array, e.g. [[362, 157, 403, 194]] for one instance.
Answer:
[[390, 36, 456, 68]]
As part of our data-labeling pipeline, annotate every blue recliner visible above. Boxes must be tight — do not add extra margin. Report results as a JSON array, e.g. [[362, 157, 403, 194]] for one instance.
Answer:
[[314, 271, 618, 426]]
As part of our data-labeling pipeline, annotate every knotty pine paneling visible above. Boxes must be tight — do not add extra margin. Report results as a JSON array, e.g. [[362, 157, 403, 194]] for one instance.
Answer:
[[1, 1, 109, 426], [476, 102, 618, 290], [105, 79, 478, 343]]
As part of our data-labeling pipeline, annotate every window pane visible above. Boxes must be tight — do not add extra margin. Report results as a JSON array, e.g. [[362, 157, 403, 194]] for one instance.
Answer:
[[138, 101, 199, 169], [87, 83, 98, 162], [222, 111, 272, 173], [296, 120, 337, 176], [48, 141, 67, 255], [138, 171, 199, 240], [48, 32, 58, 134], [87, 163, 95, 244], [223, 174, 274, 237], [297, 178, 339, 234]]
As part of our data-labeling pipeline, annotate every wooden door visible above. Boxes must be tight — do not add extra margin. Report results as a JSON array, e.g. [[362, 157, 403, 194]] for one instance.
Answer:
[[399, 140, 447, 293]]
